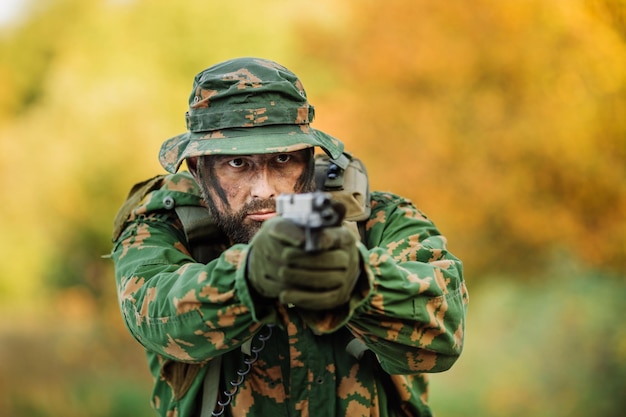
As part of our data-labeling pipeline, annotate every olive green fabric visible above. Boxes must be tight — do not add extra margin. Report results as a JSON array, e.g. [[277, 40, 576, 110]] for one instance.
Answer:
[[247, 216, 361, 310], [111, 171, 468, 417], [159, 57, 344, 173], [246, 216, 297, 299]]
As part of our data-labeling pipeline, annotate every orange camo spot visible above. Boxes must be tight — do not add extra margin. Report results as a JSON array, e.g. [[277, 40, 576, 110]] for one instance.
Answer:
[[399, 204, 427, 220], [365, 210, 386, 230], [184, 141, 202, 156], [381, 320, 404, 342], [392, 234, 423, 262], [406, 350, 437, 372], [429, 258, 453, 269], [162, 334, 194, 361], [231, 380, 255, 415], [199, 284, 236, 304], [173, 290, 201, 315], [233, 364, 287, 412], [412, 296, 447, 347], [294, 398, 310, 417], [345, 400, 370, 417], [248, 322, 264, 334], [190, 88, 219, 109], [287, 320, 305, 367], [453, 321, 464, 352], [223, 68, 263, 89], [166, 176, 199, 193], [216, 303, 248, 327], [426, 248, 445, 263], [196, 329, 227, 350], [390, 374, 413, 401], [367, 251, 389, 274], [138, 286, 158, 325], [289, 345, 305, 368], [296, 105, 309, 123], [120, 275, 145, 302], [432, 267, 451, 295], [119, 222, 151, 258], [175, 263, 193, 276], [197, 270, 208, 283], [338, 364, 370, 401], [369, 292, 386, 312], [404, 270, 433, 294], [386, 240, 401, 252], [418, 374, 430, 405], [293, 78, 305, 93], [460, 281, 469, 305], [224, 248, 244, 266], [173, 241, 192, 257], [162, 147, 180, 166], [244, 107, 268, 124], [201, 130, 226, 139]]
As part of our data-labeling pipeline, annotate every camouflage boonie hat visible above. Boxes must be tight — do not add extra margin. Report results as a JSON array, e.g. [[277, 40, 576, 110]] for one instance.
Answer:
[[159, 57, 345, 173]]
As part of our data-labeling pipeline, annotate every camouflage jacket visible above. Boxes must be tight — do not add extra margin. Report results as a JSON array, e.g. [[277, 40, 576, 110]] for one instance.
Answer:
[[111, 171, 468, 417]]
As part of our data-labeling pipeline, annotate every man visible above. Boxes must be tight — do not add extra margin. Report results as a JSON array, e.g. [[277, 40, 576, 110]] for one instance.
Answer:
[[111, 57, 468, 417]]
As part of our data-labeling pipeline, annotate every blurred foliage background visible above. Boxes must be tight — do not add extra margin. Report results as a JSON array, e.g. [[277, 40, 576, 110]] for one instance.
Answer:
[[0, 0, 625, 416]]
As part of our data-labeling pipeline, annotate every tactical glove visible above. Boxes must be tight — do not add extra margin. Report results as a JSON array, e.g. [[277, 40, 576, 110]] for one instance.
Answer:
[[247, 216, 299, 299], [247, 216, 361, 310]]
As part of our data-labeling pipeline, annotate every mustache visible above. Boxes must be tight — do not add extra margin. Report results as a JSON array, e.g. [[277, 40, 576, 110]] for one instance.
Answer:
[[238, 198, 276, 217]]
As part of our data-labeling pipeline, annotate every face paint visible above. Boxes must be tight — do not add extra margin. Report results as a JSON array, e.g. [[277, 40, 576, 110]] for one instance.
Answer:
[[196, 149, 314, 243]]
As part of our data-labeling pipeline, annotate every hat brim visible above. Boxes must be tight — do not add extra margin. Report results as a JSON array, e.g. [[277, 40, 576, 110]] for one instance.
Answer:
[[160, 125, 344, 173]]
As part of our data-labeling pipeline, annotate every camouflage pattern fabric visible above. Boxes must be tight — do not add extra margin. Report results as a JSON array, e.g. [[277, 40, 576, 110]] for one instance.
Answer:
[[111, 171, 469, 417], [159, 58, 345, 174]]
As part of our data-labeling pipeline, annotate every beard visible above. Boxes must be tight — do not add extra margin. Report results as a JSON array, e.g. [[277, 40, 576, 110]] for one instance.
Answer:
[[194, 150, 315, 244], [209, 197, 276, 244]]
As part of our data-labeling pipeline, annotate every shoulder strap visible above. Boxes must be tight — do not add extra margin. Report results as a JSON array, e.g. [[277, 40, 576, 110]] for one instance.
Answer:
[[112, 175, 165, 241], [174, 205, 227, 263], [345, 338, 370, 360], [201, 356, 223, 417], [315, 153, 370, 221], [315, 152, 371, 245]]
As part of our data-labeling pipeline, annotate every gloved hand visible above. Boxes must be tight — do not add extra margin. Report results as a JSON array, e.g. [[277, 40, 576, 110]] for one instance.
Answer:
[[247, 216, 361, 310], [247, 216, 299, 299]]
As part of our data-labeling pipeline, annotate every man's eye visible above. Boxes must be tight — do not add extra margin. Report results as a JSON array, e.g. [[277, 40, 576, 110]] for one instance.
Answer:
[[276, 154, 291, 163], [228, 158, 245, 168]]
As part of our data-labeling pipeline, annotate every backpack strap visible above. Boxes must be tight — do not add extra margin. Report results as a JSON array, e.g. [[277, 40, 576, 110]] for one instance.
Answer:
[[315, 153, 371, 245], [112, 175, 165, 242], [200, 356, 223, 417], [174, 205, 227, 264], [315, 153, 370, 220], [345, 338, 370, 360]]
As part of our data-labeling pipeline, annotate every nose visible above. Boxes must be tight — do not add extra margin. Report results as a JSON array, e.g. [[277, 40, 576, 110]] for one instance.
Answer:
[[250, 167, 277, 200]]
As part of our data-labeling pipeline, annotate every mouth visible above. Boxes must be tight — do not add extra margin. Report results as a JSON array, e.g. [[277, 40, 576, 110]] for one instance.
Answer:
[[246, 210, 277, 222]]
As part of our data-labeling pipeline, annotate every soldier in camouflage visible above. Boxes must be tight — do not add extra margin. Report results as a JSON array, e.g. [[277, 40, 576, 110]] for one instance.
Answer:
[[111, 57, 468, 417]]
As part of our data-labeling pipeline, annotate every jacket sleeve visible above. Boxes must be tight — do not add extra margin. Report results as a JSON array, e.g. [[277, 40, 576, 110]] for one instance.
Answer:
[[356, 192, 468, 374], [110, 176, 274, 364], [306, 191, 468, 375]]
